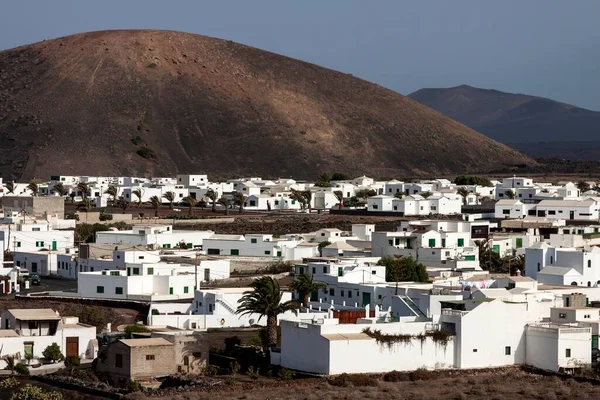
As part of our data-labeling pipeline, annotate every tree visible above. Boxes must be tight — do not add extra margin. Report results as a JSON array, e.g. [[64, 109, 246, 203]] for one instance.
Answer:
[[233, 192, 246, 213], [333, 190, 344, 209], [69, 192, 76, 203], [104, 185, 118, 204], [3, 355, 15, 375], [77, 199, 92, 222], [76, 182, 90, 200], [182, 196, 198, 216], [331, 172, 349, 181], [132, 189, 144, 208], [51, 183, 69, 197], [116, 196, 130, 214], [3, 181, 15, 194], [236, 276, 300, 347], [217, 196, 230, 215], [42, 343, 64, 363], [289, 189, 308, 210], [420, 191, 433, 199], [205, 189, 218, 212], [504, 190, 516, 200], [577, 181, 591, 192], [289, 273, 327, 307], [475, 239, 504, 272], [456, 187, 470, 205], [454, 175, 492, 186], [377, 256, 428, 283], [124, 324, 150, 338], [317, 241, 331, 256], [355, 188, 377, 199], [149, 195, 161, 217], [301, 190, 313, 211], [27, 179, 40, 197], [162, 191, 176, 209], [394, 192, 404, 199], [315, 172, 331, 187]]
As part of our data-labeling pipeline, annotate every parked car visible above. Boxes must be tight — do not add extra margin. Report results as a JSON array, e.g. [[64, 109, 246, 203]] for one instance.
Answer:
[[29, 273, 41, 285]]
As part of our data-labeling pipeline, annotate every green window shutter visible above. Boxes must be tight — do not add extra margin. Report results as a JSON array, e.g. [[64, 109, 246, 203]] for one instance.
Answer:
[[169, 287, 174, 295], [147, 268, 154, 275], [457, 238, 464, 247], [428, 238, 436, 247], [133, 268, 140, 275], [52, 241, 57, 251], [184, 286, 189, 294], [96, 286, 104, 294], [231, 249, 239, 256], [492, 245, 500, 254], [115, 287, 123, 295], [251, 238, 257, 244], [338, 267, 343, 277], [275, 200, 279, 206], [186, 243, 193, 249], [516, 238, 523, 248]]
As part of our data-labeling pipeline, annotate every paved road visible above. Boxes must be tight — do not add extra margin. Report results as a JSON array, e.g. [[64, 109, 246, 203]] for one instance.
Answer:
[[20, 276, 77, 295]]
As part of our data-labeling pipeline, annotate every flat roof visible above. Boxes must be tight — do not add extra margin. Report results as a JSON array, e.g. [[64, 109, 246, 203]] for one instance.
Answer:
[[8, 309, 61, 321], [0, 330, 20, 338], [322, 332, 371, 341], [119, 338, 173, 347]]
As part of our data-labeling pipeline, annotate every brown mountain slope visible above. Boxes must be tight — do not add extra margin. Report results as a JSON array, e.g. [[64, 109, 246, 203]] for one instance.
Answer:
[[0, 30, 532, 180], [409, 85, 600, 149]]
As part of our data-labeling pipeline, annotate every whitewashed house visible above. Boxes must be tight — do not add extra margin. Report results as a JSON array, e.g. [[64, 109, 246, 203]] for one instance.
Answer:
[[95, 225, 213, 250], [495, 199, 530, 219], [0, 223, 74, 253], [535, 199, 599, 221], [367, 195, 394, 212]]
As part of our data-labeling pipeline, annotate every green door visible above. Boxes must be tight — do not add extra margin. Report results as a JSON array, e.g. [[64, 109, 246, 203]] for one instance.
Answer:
[[52, 241, 57, 251], [492, 245, 500, 254], [169, 287, 174, 295], [24, 343, 33, 359], [593, 335, 598, 350], [362, 292, 371, 307], [441, 239, 446, 248], [516, 238, 523, 248], [457, 238, 464, 247]]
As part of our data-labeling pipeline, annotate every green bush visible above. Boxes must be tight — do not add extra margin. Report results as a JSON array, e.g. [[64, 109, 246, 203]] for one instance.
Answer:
[[247, 366, 259, 380], [136, 146, 156, 159], [0, 377, 18, 389], [383, 370, 409, 382], [42, 343, 64, 363], [277, 367, 294, 381], [124, 324, 150, 338], [14, 363, 29, 375], [328, 373, 378, 387], [10, 384, 63, 400], [131, 136, 143, 145], [99, 213, 113, 221], [128, 380, 143, 392], [225, 376, 235, 386], [64, 356, 80, 368], [75, 306, 110, 333]]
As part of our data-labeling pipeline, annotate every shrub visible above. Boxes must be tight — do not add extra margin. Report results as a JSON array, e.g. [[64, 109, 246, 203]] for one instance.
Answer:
[[64, 355, 80, 368], [131, 136, 143, 145], [10, 384, 63, 400], [136, 146, 156, 159], [229, 361, 240, 375], [75, 306, 110, 333], [410, 368, 434, 381], [124, 324, 150, 338], [65, 212, 79, 221], [277, 367, 294, 381], [42, 343, 64, 363], [328, 373, 378, 387], [0, 377, 18, 389], [225, 376, 235, 386], [263, 261, 294, 274], [128, 380, 143, 392], [247, 366, 259, 380], [14, 363, 29, 375], [99, 212, 113, 221], [383, 370, 409, 382]]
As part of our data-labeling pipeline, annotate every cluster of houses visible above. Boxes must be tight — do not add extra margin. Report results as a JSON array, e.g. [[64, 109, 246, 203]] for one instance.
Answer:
[[2, 173, 600, 382]]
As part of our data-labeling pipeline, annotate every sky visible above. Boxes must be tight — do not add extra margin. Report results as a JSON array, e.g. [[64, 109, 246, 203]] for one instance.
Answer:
[[1, 1, 599, 110]]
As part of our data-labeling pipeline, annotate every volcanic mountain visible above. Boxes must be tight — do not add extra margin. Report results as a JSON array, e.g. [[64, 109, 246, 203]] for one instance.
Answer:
[[0, 31, 531, 180], [409, 85, 600, 160]]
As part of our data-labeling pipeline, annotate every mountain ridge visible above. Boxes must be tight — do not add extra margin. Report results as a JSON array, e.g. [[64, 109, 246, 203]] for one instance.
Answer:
[[0, 30, 532, 180]]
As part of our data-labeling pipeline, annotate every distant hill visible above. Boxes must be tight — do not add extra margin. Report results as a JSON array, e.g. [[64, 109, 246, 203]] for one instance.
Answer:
[[0, 30, 531, 180], [409, 85, 600, 160]]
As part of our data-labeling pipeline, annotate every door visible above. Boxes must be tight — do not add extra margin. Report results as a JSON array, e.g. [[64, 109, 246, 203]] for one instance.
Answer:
[[362, 292, 371, 307], [204, 269, 210, 282], [66, 337, 79, 357], [570, 211, 575, 220], [24, 343, 34, 359], [52, 241, 57, 251]]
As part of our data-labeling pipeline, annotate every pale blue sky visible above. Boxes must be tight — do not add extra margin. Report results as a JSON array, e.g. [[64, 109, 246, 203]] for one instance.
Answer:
[[1, 1, 599, 110]]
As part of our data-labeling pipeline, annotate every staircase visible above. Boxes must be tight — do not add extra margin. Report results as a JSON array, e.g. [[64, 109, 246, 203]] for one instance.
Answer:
[[398, 295, 427, 318], [215, 298, 237, 315]]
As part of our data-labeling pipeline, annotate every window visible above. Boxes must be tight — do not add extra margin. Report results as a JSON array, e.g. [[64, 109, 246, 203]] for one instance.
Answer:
[[457, 238, 464, 247], [473, 349, 478, 353], [566, 349, 571, 357], [548, 210, 556, 215], [184, 286, 189, 294], [505, 346, 511, 355], [348, 291, 352, 298], [340, 290, 344, 297], [274, 200, 279, 206], [146, 355, 155, 360], [323, 266, 327, 274], [588, 260, 592, 268], [584, 314, 591, 319], [502, 209, 510, 215], [96, 286, 104, 294], [133, 268, 140, 275], [110, 271, 119, 276], [251, 238, 257, 244], [338, 267, 343, 277], [550, 256, 553, 264], [372, 204, 378, 210], [388, 240, 393, 246], [537, 263, 541, 272], [428, 238, 436, 247], [16, 242, 21, 247], [372, 270, 376, 274], [115, 287, 123, 295], [115, 353, 123, 368], [36, 241, 44, 247], [329, 288, 334, 296], [147, 268, 154, 275], [28, 321, 38, 330], [558, 313, 567, 318], [169, 287, 174, 295], [312, 267, 316, 274]]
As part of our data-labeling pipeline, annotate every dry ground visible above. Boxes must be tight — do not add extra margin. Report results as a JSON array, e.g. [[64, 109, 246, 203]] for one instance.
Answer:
[[127, 368, 600, 400]]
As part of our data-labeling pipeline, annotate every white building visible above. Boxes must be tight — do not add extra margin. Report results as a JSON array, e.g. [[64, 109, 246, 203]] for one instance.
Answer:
[[0, 223, 74, 253], [526, 245, 600, 287], [202, 234, 308, 260], [95, 225, 213, 250]]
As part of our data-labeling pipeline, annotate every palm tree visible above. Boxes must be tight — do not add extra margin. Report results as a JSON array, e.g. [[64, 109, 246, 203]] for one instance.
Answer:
[[290, 189, 307, 210], [104, 185, 119, 204], [183, 196, 198, 216], [457, 187, 470, 205], [205, 189, 218, 212], [236, 276, 300, 348], [394, 192, 404, 199], [3, 181, 15, 194], [302, 190, 313, 211], [217, 196, 230, 215], [149, 195, 161, 217], [77, 198, 92, 222], [505, 190, 516, 200], [333, 190, 344, 209], [420, 191, 433, 199], [51, 182, 69, 197], [132, 189, 144, 208], [3, 355, 15, 375], [163, 191, 176, 209], [27, 179, 40, 197], [289, 273, 327, 307], [233, 192, 246, 213], [76, 182, 90, 200], [116, 196, 130, 214]]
